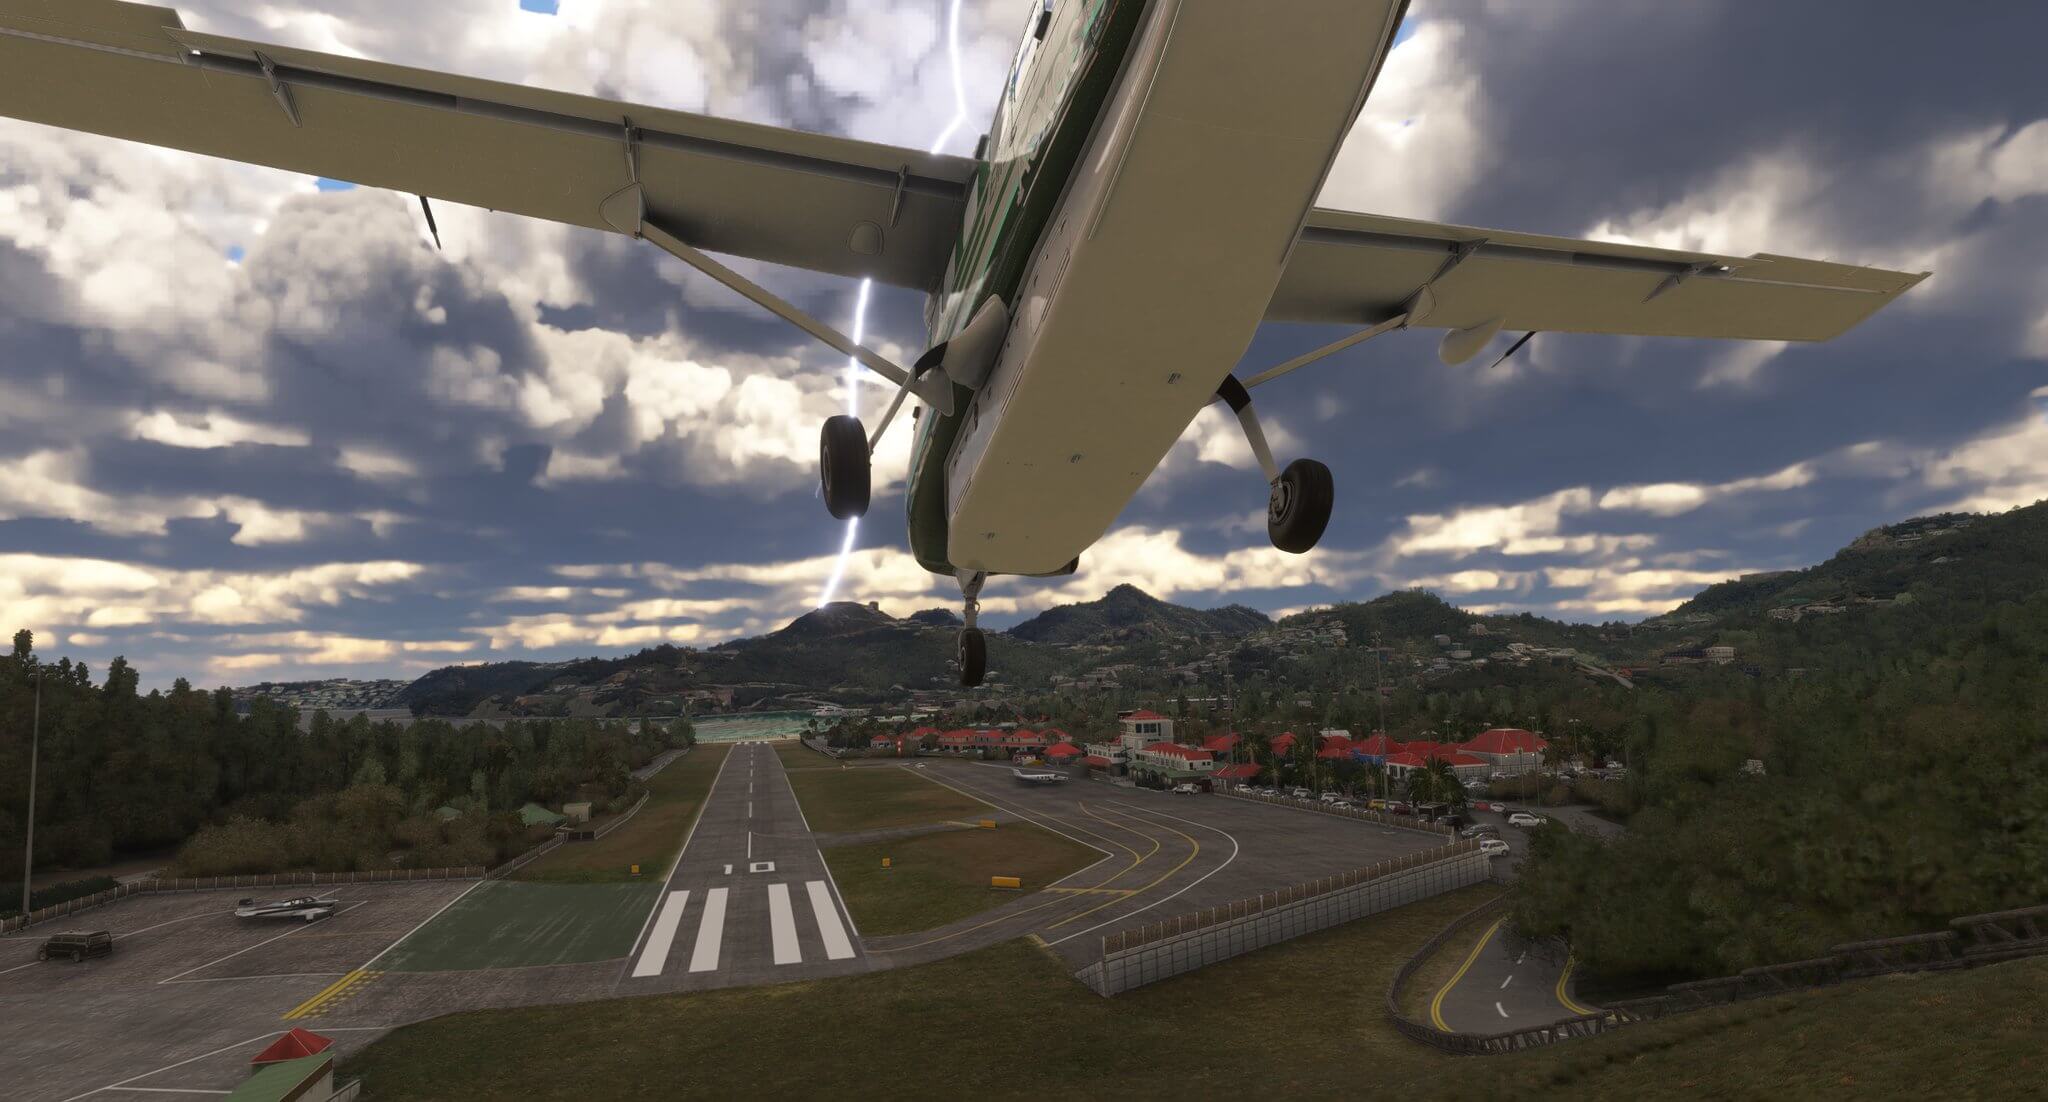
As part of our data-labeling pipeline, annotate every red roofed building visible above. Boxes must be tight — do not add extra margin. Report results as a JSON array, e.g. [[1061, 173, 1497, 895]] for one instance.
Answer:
[[1385, 748, 1491, 782], [1083, 754, 1116, 770], [1201, 732, 1240, 754], [1457, 727, 1549, 773], [1213, 762, 1260, 783], [1118, 709, 1173, 748], [251, 1027, 333, 1066], [1044, 741, 1083, 763], [1351, 733, 1399, 758], [1131, 740, 1215, 777], [1316, 732, 1355, 760], [1269, 731, 1299, 757]]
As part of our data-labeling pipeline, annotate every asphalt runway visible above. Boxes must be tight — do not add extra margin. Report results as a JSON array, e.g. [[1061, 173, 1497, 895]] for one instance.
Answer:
[[614, 740, 869, 993], [0, 880, 474, 1101]]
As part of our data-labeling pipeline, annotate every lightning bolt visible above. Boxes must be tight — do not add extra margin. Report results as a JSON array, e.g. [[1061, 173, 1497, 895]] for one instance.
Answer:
[[818, 0, 969, 608]]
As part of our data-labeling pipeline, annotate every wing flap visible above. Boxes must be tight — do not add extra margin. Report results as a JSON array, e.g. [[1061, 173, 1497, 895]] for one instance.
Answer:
[[0, 0, 974, 289], [1270, 208, 1927, 341]]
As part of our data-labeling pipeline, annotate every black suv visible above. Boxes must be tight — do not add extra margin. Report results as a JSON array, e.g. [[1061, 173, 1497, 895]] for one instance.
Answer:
[[1458, 824, 1501, 840], [37, 930, 114, 962]]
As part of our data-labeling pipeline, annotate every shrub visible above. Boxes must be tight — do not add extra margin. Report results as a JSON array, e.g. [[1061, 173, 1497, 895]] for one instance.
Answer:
[[176, 817, 291, 876]]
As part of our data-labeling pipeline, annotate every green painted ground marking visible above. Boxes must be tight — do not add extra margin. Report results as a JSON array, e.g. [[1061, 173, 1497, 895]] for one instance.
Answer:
[[379, 880, 661, 972]]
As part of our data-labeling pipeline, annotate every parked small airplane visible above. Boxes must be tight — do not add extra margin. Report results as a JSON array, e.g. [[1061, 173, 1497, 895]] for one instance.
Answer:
[[1012, 768, 1068, 785], [235, 895, 339, 923], [0, 1, 1926, 687]]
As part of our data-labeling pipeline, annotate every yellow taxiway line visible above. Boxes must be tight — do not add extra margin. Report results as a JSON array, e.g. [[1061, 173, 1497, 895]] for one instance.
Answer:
[[282, 967, 380, 1020]]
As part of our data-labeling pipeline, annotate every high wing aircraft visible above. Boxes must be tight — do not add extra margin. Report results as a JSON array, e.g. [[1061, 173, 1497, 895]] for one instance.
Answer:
[[235, 895, 340, 922], [1012, 767, 1068, 785], [0, 1, 1927, 687]]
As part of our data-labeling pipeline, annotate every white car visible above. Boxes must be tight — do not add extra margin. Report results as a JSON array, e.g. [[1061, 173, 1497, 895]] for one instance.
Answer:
[[1291, 788, 1311, 799], [1479, 839, 1511, 857], [1507, 812, 1544, 828], [1171, 783, 1202, 795], [1318, 792, 1343, 803]]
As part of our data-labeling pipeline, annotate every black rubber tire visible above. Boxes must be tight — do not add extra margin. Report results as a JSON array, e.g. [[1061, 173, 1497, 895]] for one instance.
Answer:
[[70, 950, 82, 963], [819, 415, 870, 520], [1267, 458, 1334, 553], [958, 627, 987, 687]]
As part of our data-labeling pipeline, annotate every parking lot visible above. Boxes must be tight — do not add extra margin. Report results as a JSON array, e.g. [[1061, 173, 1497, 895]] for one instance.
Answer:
[[0, 880, 473, 1101]]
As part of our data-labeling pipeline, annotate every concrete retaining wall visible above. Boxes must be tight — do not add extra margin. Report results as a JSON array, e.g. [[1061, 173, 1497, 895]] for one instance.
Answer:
[[1077, 847, 1491, 996]]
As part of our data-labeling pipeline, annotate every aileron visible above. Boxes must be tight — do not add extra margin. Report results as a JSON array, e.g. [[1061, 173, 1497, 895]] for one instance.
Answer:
[[1270, 208, 1927, 342]]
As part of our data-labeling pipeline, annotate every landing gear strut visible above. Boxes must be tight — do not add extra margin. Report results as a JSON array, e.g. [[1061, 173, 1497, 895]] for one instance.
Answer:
[[956, 570, 988, 688], [1216, 375, 1333, 554]]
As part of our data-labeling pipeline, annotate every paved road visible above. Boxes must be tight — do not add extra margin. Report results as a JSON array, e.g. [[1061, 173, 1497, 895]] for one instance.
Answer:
[[1429, 909, 1595, 1033], [614, 740, 868, 992]]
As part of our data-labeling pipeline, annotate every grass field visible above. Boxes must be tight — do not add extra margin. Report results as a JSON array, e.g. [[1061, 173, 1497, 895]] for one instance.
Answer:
[[774, 738, 838, 772], [515, 744, 730, 883], [784, 763, 989, 834], [347, 876, 2045, 1098], [377, 880, 658, 971], [822, 822, 1103, 935]]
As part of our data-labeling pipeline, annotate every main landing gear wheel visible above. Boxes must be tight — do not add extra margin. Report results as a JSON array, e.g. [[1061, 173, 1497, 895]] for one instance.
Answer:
[[957, 627, 987, 688], [819, 414, 870, 519], [1267, 458, 1333, 554]]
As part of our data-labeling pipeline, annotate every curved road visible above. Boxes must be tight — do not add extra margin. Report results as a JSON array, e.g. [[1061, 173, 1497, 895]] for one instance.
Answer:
[[1429, 912, 1595, 1033]]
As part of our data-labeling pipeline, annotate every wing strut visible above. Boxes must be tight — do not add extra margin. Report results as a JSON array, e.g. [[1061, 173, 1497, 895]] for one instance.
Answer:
[[1243, 312, 1409, 389], [638, 218, 914, 390]]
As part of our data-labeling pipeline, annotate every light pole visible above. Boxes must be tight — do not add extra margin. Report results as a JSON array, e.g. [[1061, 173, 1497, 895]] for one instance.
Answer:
[[21, 667, 40, 916]]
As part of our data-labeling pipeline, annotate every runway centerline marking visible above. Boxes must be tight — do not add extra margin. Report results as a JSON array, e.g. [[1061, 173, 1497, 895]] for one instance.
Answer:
[[767, 882, 801, 965], [1501, 974, 1513, 989], [1496, 1001, 1509, 1018], [688, 887, 729, 973], [632, 890, 692, 978], [806, 879, 856, 960]]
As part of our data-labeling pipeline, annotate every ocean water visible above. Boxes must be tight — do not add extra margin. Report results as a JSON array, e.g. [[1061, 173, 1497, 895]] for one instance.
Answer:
[[689, 711, 819, 743]]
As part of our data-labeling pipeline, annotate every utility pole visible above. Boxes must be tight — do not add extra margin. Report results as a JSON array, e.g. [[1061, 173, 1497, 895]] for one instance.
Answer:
[[21, 667, 40, 916], [1373, 633, 1388, 804]]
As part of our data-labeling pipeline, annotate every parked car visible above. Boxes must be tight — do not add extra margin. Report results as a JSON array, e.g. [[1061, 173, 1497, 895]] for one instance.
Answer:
[[1508, 812, 1544, 828], [1479, 839, 1512, 857], [1329, 798, 1354, 809], [37, 930, 113, 962], [1367, 798, 1387, 810], [1290, 788, 1311, 799], [1171, 782, 1202, 795], [1437, 813, 1468, 829], [1387, 801, 1412, 815], [1459, 824, 1501, 840], [1318, 792, 1344, 803]]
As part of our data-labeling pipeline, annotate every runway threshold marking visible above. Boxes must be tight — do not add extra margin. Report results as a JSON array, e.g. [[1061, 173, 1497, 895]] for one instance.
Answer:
[[806, 879, 856, 960], [631, 891, 692, 978], [1430, 916, 1505, 1032], [767, 882, 802, 964], [687, 887, 729, 973]]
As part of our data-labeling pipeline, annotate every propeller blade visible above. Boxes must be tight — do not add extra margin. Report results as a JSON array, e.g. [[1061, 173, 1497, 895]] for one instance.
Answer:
[[1488, 331, 1537, 370], [418, 195, 442, 250]]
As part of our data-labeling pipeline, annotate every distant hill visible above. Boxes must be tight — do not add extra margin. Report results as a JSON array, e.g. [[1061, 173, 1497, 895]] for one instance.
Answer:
[[1006, 583, 1269, 644], [371, 500, 2048, 717]]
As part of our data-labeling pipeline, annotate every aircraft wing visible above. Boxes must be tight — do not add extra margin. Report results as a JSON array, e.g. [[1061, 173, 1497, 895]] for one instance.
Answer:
[[0, 0, 974, 290], [1268, 208, 1928, 341]]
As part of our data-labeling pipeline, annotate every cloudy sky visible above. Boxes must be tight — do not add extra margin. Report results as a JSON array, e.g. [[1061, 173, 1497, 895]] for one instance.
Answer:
[[2, 0, 2044, 689]]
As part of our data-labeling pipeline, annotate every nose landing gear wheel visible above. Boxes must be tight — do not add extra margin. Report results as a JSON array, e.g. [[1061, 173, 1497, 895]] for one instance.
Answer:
[[1267, 458, 1333, 554], [957, 627, 987, 687], [819, 415, 870, 519]]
